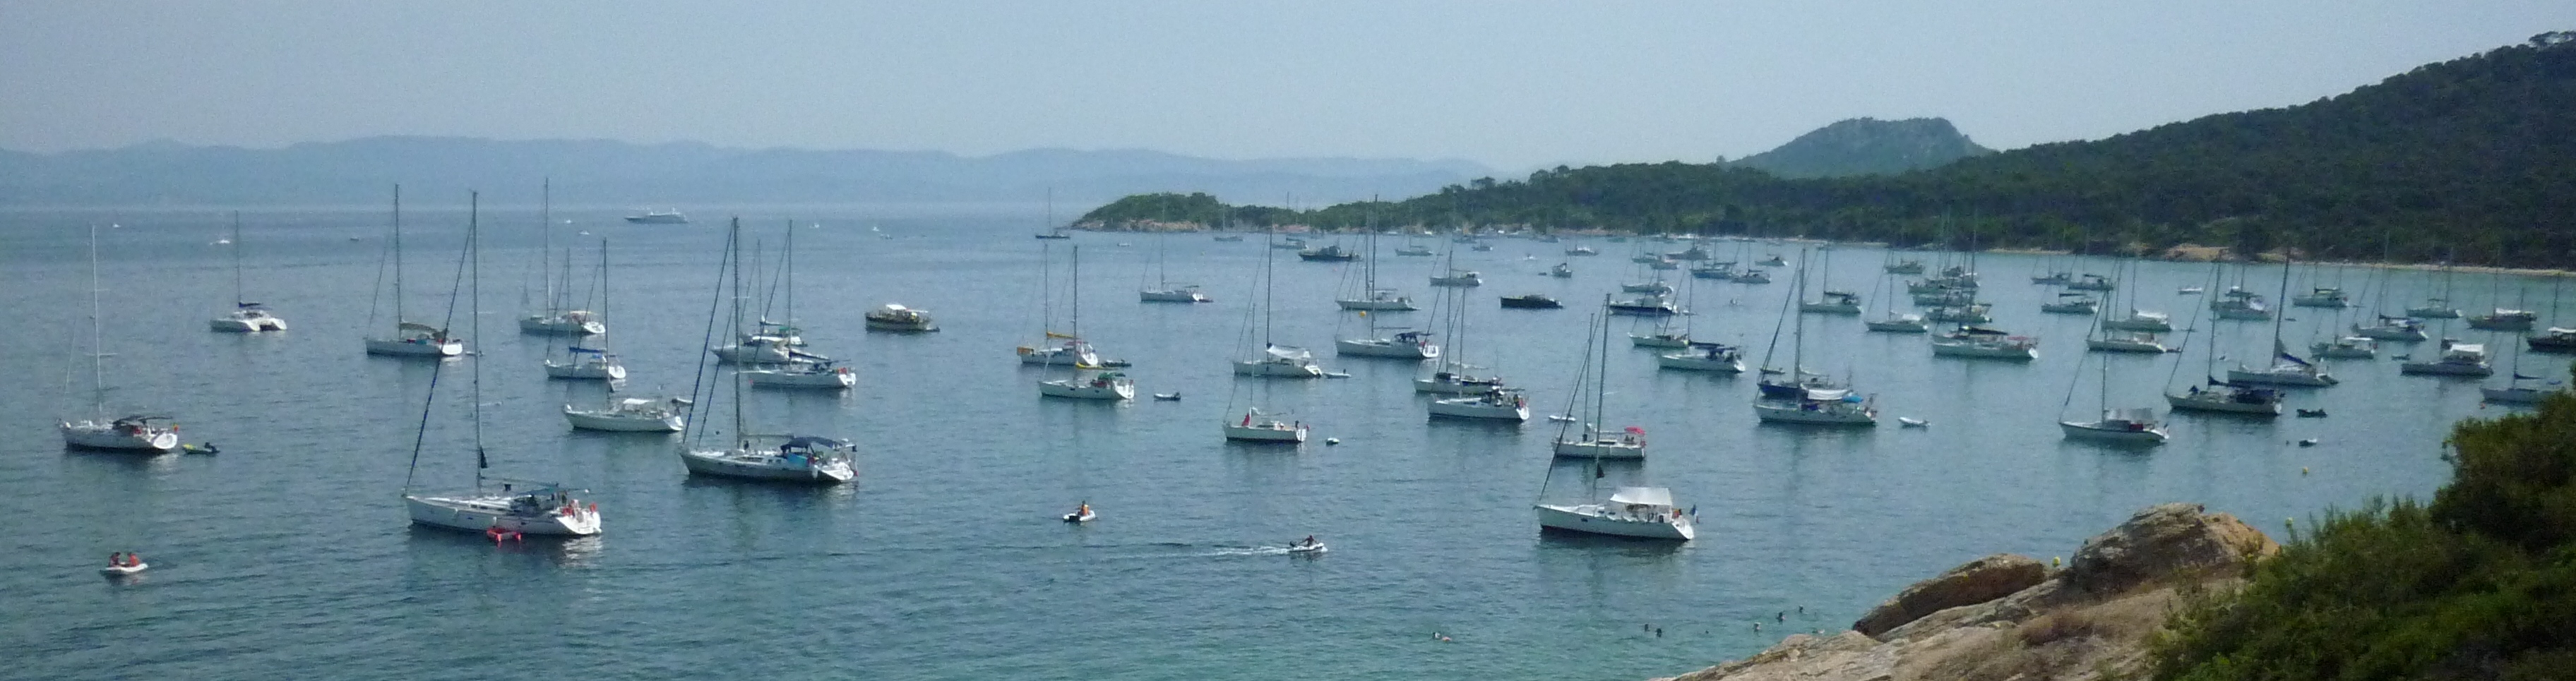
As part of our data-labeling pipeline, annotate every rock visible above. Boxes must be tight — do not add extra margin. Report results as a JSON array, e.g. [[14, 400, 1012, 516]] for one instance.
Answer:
[[1852, 554, 2047, 638], [2063, 503, 2279, 596], [1669, 632, 1892, 681]]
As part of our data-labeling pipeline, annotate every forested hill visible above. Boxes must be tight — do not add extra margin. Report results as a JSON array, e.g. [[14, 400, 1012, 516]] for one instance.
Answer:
[[1727, 117, 1993, 179], [1081, 32, 2576, 267]]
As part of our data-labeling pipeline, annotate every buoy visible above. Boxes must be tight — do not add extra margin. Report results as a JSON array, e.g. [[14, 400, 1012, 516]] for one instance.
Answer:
[[1325, 438, 1340, 445], [2301, 466, 2310, 475], [2052, 556, 2061, 567]]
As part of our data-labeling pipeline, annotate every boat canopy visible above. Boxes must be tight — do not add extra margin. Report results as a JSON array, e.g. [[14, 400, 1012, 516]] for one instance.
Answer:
[[615, 397, 662, 408], [1805, 387, 1851, 402], [2111, 407, 2158, 423], [780, 435, 852, 450], [880, 303, 910, 312], [398, 321, 442, 332], [1609, 486, 1675, 507], [1263, 345, 1313, 361]]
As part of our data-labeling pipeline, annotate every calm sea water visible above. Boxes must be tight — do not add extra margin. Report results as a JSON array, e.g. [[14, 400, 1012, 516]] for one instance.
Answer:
[[1, 203, 2559, 680]]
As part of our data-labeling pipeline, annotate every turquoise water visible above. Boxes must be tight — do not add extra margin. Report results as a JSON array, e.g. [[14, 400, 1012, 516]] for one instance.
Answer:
[[0, 205, 2549, 680]]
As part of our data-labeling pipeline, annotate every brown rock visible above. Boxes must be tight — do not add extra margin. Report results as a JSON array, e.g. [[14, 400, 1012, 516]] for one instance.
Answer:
[[2063, 502, 2279, 596], [1851, 553, 2047, 638]]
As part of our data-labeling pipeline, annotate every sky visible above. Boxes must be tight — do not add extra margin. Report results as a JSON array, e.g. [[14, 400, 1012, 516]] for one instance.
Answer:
[[4, 1, 2570, 171]]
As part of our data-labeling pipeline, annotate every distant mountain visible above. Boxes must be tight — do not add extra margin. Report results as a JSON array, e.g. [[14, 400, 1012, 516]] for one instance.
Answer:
[[1727, 117, 1993, 179], [0, 136, 1490, 207]]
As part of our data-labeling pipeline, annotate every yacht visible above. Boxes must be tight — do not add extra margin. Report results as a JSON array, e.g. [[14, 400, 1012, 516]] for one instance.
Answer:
[[543, 346, 628, 380], [2351, 316, 2428, 342], [1753, 388, 1878, 426], [366, 322, 465, 358], [406, 484, 603, 535], [2527, 327, 2576, 354], [1621, 281, 1674, 296], [1924, 304, 1995, 325], [2101, 309, 2174, 332], [2168, 382, 2284, 416], [1800, 290, 1862, 315], [1235, 344, 1325, 378], [2211, 288, 2272, 320], [2060, 408, 2170, 445], [864, 303, 939, 332], [2229, 360, 2338, 387], [210, 213, 287, 332], [1549, 263, 1575, 278], [1428, 390, 1530, 421], [1299, 243, 1359, 261], [1656, 342, 1746, 373], [744, 361, 857, 389], [1729, 268, 1772, 284], [2039, 293, 2099, 315], [713, 335, 807, 365], [2087, 330, 2172, 354], [1429, 270, 1483, 287], [2399, 341, 2493, 376], [2309, 336, 2378, 359], [1040, 370, 1136, 400], [1414, 368, 1505, 395], [1336, 330, 1441, 360], [1018, 337, 1100, 367], [2467, 309, 2539, 331], [680, 435, 857, 484], [1628, 331, 1690, 348], [61, 415, 181, 452], [1500, 294, 1563, 308], [1223, 409, 1309, 443], [2289, 287, 2351, 308], [2065, 274, 2115, 291], [1335, 289, 1418, 311], [1140, 284, 1212, 303], [1930, 326, 2038, 361], [1865, 312, 1930, 333], [1536, 487, 1693, 540], [518, 309, 604, 336], [1604, 293, 1679, 316], [2407, 299, 2461, 318], [563, 397, 688, 433]]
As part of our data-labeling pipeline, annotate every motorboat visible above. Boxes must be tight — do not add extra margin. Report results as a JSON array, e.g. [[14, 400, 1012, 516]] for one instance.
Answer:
[[2060, 408, 2169, 445], [1223, 409, 1309, 442], [624, 210, 688, 224], [1414, 369, 1504, 395], [1628, 331, 1690, 348], [2467, 309, 2539, 331], [2167, 382, 2284, 416], [366, 322, 464, 357], [1018, 337, 1100, 367], [2297, 409, 2329, 418], [1063, 505, 1097, 522], [1800, 290, 1863, 315], [1549, 263, 1575, 278], [1621, 281, 1674, 296], [1299, 244, 1359, 261], [2211, 287, 2272, 320], [2351, 316, 2428, 342], [542, 346, 627, 380], [1501, 294, 1562, 308], [1552, 425, 1646, 459], [1897, 417, 1929, 427], [680, 435, 858, 484], [563, 397, 688, 433], [518, 310, 604, 336], [864, 303, 940, 331], [2309, 337, 2378, 359], [1235, 344, 1325, 378], [2289, 287, 2351, 308], [1337, 330, 1441, 360], [1336, 289, 1418, 311], [1604, 293, 1679, 316], [1931, 326, 2038, 361], [2528, 327, 2576, 354], [1753, 390, 1878, 426], [1040, 370, 1137, 400], [1287, 540, 1329, 555], [2040, 293, 2100, 315], [1429, 270, 1483, 287], [406, 483, 602, 535], [2065, 274, 2116, 291], [1657, 342, 1746, 373], [61, 415, 181, 452], [1428, 389, 1530, 421], [744, 361, 857, 389], [2399, 341, 2493, 376], [2087, 330, 2172, 354], [1536, 487, 1694, 540], [211, 303, 290, 332]]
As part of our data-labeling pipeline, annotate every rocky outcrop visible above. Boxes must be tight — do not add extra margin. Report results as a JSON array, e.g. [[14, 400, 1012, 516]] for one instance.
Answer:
[[1852, 554, 2047, 637], [1654, 503, 2279, 681]]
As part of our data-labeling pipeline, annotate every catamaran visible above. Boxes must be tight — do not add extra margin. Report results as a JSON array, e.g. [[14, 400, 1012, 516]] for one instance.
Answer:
[[208, 212, 288, 332]]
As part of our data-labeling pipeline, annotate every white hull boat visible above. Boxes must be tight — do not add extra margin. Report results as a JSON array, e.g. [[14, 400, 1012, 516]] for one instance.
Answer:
[[1534, 487, 1693, 540], [1931, 330, 2038, 361], [680, 436, 857, 484], [2166, 385, 2284, 416], [2100, 311, 2173, 332], [1337, 333, 1440, 360], [2061, 409, 2169, 445], [102, 562, 148, 577], [1551, 429, 1646, 459], [2468, 310, 2538, 331], [366, 323, 463, 357], [625, 211, 688, 224], [210, 307, 288, 332], [1040, 372, 1135, 400], [1800, 294, 1862, 315], [745, 363, 857, 389], [2310, 337, 2378, 359], [2289, 288, 2351, 308], [1235, 345, 1324, 378], [1866, 315, 1930, 333], [1335, 293, 1418, 311], [1414, 371, 1503, 394], [518, 311, 604, 336], [563, 399, 686, 432], [2354, 318, 2429, 342], [1429, 271, 1483, 287], [1018, 339, 1099, 367], [864, 304, 939, 332], [713, 338, 803, 365], [60, 418, 181, 452], [2087, 331, 2172, 354], [2228, 363, 2338, 387], [1140, 286, 1212, 303], [1629, 332, 1690, 348], [405, 487, 602, 536], [1224, 410, 1308, 442], [544, 351, 627, 380], [1429, 391, 1529, 421], [2400, 342, 2492, 376], [1753, 397, 1878, 426], [1657, 344, 1746, 373]]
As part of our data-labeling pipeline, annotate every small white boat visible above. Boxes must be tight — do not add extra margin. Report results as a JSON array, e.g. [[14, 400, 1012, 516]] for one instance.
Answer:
[[1414, 369, 1504, 395], [1140, 284, 1212, 303], [1152, 392, 1181, 401], [1753, 392, 1878, 426], [1604, 293, 1679, 316], [1428, 390, 1530, 421], [518, 310, 604, 336], [712, 335, 803, 364], [680, 435, 857, 484], [1063, 505, 1097, 523], [2211, 288, 2272, 320], [2087, 330, 2173, 354], [210, 303, 289, 332], [1657, 342, 1746, 373], [1018, 337, 1101, 367], [744, 361, 857, 389], [1924, 304, 1995, 325], [1897, 417, 1928, 428], [542, 346, 628, 380], [563, 397, 688, 433], [2061, 408, 2170, 445], [1287, 541, 1329, 555], [2289, 287, 2351, 308], [1040, 370, 1136, 400], [1234, 344, 1326, 378], [1931, 327, 2038, 361], [101, 560, 149, 577], [2399, 341, 2493, 376], [2228, 362, 2338, 387], [1224, 409, 1309, 442], [1535, 487, 1694, 540], [2040, 294, 2100, 315], [1799, 291, 1863, 315], [864, 303, 940, 331], [366, 322, 464, 358], [1549, 263, 1574, 278]]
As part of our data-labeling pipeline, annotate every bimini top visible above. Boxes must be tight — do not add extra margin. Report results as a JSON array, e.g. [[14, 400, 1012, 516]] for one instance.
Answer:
[[779, 435, 853, 452], [1608, 486, 1676, 508]]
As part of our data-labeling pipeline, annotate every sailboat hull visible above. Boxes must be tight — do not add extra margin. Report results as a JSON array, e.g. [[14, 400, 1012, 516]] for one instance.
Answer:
[[563, 406, 685, 432], [745, 366, 857, 389], [210, 313, 288, 332], [1551, 439, 1645, 459], [1336, 339, 1439, 359], [365, 337, 463, 357], [1234, 359, 1323, 378], [1534, 504, 1693, 540], [404, 494, 601, 536], [2166, 391, 2284, 416], [518, 315, 604, 335], [1656, 353, 1744, 372], [544, 360, 626, 380], [59, 422, 179, 452], [2226, 366, 2337, 386], [1222, 423, 1308, 442], [2483, 387, 2550, 404], [1753, 400, 1876, 426], [1628, 333, 1690, 349], [678, 449, 857, 484], [2059, 421, 2169, 445]]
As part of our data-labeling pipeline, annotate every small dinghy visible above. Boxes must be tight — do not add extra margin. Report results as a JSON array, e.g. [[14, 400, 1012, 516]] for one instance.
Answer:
[[1287, 536, 1328, 555], [1062, 504, 1096, 523], [1546, 414, 1578, 423], [1897, 417, 1929, 428], [2297, 438, 2320, 447], [2296, 409, 2327, 418], [1151, 392, 1181, 401], [181, 442, 219, 454], [102, 553, 148, 577]]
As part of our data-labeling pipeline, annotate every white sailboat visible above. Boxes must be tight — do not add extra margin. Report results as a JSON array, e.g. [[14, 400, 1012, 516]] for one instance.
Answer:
[[2228, 260, 2337, 387], [1757, 250, 1878, 426], [864, 303, 940, 332], [2060, 344, 2169, 445], [1535, 471, 1694, 541], [1018, 243, 1105, 367], [363, 186, 464, 358], [403, 193, 604, 536], [1332, 229, 1416, 311], [61, 224, 183, 452], [1234, 229, 1325, 378], [2481, 337, 2553, 404], [2163, 299, 2286, 416], [543, 239, 627, 380], [208, 212, 287, 332], [1337, 240, 1442, 358], [676, 218, 857, 484], [518, 181, 606, 336], [1931, 325, 2039, 361], [2399, 339, 2493, 377], [1556, 314, 1647, 459], [1139, 233, 1212, 303], [1428, 389, 1530, 421], [564, 396, 688, 432], [715, 220, 832, 367], [1414, 282, 1504, 394], [1797, 248, 1861, 315]]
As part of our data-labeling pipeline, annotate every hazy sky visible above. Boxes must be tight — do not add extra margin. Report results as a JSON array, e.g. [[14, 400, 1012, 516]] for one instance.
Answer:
[[6, 1, 2570, 170]]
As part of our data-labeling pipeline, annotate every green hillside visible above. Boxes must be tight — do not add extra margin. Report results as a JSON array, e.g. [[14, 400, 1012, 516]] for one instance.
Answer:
[[1727, 117, 1993, 179]]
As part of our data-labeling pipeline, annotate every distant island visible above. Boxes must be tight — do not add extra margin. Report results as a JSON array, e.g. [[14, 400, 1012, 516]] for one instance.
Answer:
[[1083, 32, 2576, 269], [0, 137, 1489, 209], [1724, 116, 1993, 179]]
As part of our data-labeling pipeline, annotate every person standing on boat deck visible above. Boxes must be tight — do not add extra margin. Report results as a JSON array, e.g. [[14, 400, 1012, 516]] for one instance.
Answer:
[[108, 553, 121, 567]]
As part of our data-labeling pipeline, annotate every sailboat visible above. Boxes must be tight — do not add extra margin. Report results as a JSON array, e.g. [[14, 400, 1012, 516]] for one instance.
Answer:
[[2227, 259, 2337, 387], [676, 218, 857, 483], [1633, 275, 1698, 347], [1755, 250, 1878, 426], [1234, 229, 1326, 378], [2399, 339, 2493, 376], [208, 212, 287, 332], [1018, 242, 1104, 367], [741, 221, 853, 389], [402, 193, 604, 535], [1424, 278, 1524, 420], [2060, 342, 2170, 445], [1139, 232, 1211, 302], [1798, 247, 1861, 315], [1864, 258, 1929, 333], [544, 239, 628, 380], [1033, 188, 1072, 239], [1556, 314, 1647, 459], [518, 181, 606, 336], [61, 224, 183, 452], [1534, 464, 1693, 540], [2088, 259, 2174, 353], [2164, 294, 2286, 416], [1415, 277, 1504, 394], [1337, 311, 1441, 358], [364, 185, 464, 358], [1034, 246, 1136, 399], [1333, 228, 1417, 311], [2481, 332, 2554, 404]]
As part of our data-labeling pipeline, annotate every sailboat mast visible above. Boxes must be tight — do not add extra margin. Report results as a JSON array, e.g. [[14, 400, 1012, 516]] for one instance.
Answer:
[[1263, 227, 1275, 346], [1071, 244, 1082, 340], [784, 219, 796, 333], [598, 239, 612, 354], [393, 184, 405, 325], [231, 212, 245, 305], [87, 223, 104, 418], [469, 192, 485, 488], [729, 218, 747, 438], [539, 180, 555, 315]]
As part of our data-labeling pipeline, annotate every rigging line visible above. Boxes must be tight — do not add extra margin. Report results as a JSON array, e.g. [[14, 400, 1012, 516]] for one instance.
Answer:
[[467, 193, 487, 488], [684, 222, 737, 451]]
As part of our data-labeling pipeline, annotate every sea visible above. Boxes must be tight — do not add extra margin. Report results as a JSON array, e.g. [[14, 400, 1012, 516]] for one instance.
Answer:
[[1, 202, 2558, 680]]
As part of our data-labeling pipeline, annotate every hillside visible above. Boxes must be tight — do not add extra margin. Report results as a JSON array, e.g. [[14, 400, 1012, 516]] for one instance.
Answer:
[[1727, 117, 1993, 179], [1085, 32, 2576, 267], [0, 136, 1488, 207]]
